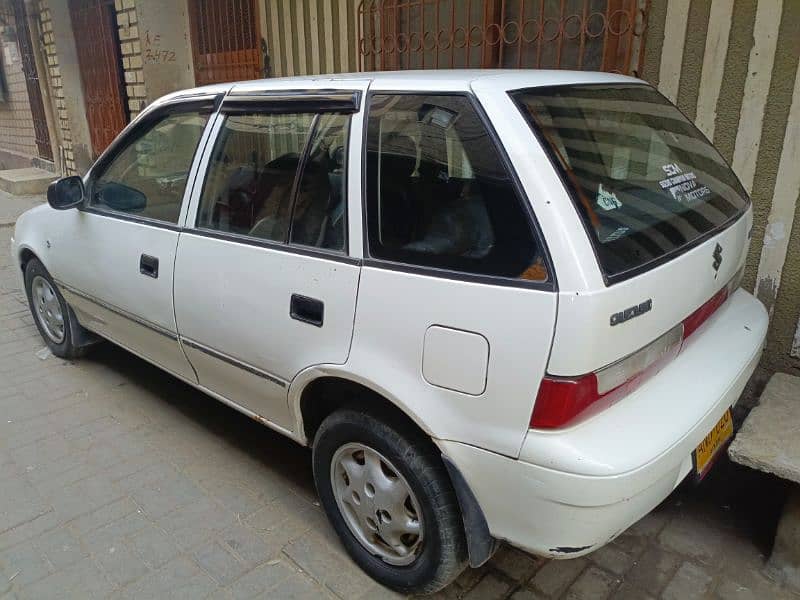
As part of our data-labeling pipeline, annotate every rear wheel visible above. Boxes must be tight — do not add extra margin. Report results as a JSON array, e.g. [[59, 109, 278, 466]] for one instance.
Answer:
[[24, 258, 88, 359], [312, 409, 467, 594]]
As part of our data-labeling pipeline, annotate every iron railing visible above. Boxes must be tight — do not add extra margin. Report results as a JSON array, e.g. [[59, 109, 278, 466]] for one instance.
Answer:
[[0, 0, 53, 161], [188, 0, 262, 85], [358, 0, 648, 75]]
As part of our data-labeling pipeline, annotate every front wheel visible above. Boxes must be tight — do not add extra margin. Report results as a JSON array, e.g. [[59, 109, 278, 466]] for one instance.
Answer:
[[312, 409, 467, 594], [24, 258, 87, 359]]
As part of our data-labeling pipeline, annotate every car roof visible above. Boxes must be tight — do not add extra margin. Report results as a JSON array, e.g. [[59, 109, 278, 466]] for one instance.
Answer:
[[149, 69, 644, 110]]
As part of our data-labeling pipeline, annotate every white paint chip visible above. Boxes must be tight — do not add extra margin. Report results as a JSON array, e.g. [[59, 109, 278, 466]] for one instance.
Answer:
[[792, 317, 800, 358], [763, 221, 786, 247], [754, 50, 800, 304]]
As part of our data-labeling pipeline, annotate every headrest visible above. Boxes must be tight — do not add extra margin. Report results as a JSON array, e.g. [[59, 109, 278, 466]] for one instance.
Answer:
[[381, 133, 417, 180]]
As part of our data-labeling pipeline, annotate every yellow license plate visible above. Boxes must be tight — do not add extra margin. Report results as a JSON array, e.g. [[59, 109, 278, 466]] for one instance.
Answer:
[[694, 409, 734, 477]]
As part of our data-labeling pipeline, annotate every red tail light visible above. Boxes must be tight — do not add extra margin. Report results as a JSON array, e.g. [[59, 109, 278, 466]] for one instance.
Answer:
[[530, 325, 682, 428], [530, 375, 598, 429], [531, 270, 742, 429], [682, 286, 729, 338]]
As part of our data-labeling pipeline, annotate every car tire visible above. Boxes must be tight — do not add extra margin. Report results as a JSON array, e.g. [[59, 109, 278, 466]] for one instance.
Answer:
[[312, 408, 468, 595], [24, 258, 88, 359]]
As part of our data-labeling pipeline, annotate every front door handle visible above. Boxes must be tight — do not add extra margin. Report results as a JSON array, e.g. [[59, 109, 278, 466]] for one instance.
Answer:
[[290, 294, 324, 327], [140, 254, 159, 278]]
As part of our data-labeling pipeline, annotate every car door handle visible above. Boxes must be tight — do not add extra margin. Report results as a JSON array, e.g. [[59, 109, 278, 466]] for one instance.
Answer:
[[290, 294, 324, 327], [139, 254, 159, 278]]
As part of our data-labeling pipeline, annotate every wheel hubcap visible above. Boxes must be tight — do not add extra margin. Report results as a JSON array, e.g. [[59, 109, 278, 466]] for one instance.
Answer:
[[330, 443, 424, 565], [31, 276, 65, 344]]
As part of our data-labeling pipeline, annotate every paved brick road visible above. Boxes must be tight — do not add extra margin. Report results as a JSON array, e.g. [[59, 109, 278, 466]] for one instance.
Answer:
[[0, 196, 796, 599]]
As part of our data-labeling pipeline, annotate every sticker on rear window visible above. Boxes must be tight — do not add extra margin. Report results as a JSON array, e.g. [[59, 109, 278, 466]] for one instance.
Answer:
[[596, 183, 622, 211], [603, 226, 629, 242], [659, 163, 712, 205]]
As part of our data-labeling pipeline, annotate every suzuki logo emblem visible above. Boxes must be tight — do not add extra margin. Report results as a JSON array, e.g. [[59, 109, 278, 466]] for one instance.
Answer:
[[712, 243, 723, 275]]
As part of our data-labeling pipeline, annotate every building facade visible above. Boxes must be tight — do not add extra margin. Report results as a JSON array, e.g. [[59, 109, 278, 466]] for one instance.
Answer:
[[0, 0, 798, 378]]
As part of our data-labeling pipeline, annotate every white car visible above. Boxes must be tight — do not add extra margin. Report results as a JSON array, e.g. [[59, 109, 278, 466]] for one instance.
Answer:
[[11, 70, 767, 594]]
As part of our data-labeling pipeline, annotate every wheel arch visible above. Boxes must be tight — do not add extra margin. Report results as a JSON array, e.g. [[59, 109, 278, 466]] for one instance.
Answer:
[[18, 246, 39, 273], [291, 369, 433, 447], [18, 246, 99, 351], [291, 368, 497, 568]]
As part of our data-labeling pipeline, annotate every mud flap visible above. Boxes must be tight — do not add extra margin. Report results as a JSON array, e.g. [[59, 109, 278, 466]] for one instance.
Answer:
[[442, 454, 499, 568]]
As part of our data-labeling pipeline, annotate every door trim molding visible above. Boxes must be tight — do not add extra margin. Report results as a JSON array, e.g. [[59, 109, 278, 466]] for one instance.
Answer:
[[56, 279, 288, 389], [55, 279, 178, 340], [180, 337, 287, 388]]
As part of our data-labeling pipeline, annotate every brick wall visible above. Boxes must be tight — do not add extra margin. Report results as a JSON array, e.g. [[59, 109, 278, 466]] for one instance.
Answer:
[[38, 0, 73, 174], [115, 0, 146, 118], [0, 2, 38, 167]]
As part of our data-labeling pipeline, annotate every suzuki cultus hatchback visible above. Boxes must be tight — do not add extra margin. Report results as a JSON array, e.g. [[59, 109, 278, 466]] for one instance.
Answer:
[[12, 71, 767, 594]]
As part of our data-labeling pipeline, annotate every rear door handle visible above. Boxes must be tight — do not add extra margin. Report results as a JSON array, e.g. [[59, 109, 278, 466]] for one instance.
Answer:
[[139, 254, 159, 278], [290, 294, 324, 327]]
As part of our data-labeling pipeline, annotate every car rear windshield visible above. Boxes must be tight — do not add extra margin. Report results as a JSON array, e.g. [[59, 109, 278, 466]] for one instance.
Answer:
[[512, 84, 749, 282]]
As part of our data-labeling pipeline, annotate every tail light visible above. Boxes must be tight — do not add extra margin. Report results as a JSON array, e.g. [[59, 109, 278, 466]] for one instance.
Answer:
[[530, 268, 743, 429], [684, 265, 743, 338], [530, 325, 683, 429]]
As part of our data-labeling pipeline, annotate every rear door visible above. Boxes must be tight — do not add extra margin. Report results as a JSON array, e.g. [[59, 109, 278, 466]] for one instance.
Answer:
[[507, 82, 752, 376], [174, 86, 366, 431]]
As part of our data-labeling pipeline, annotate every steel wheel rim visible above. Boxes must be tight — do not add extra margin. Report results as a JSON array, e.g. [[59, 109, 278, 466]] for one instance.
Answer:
[[31, 275, 65, 344], [330, 442, 424, 566]]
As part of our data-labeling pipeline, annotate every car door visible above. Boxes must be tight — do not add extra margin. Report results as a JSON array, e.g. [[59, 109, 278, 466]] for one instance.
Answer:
[[50, 98, 217, 382], [173, 87, 366, 432]]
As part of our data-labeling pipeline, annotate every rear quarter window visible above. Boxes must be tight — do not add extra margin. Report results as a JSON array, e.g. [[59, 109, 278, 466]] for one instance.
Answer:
[[512, 84, 749, 282], [365, 93, 547, 282]]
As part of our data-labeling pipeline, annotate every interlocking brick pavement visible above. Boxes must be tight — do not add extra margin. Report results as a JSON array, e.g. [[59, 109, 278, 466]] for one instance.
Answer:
[[0, 194, 797, 599]]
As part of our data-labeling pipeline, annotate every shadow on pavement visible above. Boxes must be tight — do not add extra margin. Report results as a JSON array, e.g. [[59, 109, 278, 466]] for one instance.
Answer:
[[82, 341, 316, 498]]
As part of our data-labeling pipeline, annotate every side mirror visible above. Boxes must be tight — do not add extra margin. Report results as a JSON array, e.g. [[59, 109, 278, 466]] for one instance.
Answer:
[[47, 176, 84, 210]]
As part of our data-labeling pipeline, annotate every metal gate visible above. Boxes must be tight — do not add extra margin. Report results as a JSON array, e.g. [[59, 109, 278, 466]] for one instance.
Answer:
[[69, 0, 129, 157], [188, 0, 263, 85], [0, 0, 53, 161], [358, 0, 649, 75]]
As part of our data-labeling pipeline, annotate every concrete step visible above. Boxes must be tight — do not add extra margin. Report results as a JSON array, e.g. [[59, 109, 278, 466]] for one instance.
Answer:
[[729, 372, 800, 483], [729, 372, 800, 591], [0, 167, 57, 195]]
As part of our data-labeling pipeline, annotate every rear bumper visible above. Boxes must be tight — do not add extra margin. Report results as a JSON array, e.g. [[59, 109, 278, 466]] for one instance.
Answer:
[[439, 289, 767, 558]]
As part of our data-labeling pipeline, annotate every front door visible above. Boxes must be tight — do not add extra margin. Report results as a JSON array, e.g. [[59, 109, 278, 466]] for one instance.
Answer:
[[51, 102, 214, 381], [174, 89, 364, 431], [69, 0, 128, 157]]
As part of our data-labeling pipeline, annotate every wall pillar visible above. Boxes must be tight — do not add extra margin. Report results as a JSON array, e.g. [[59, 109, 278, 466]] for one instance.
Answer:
[[44, 0, 92, 174], [133, 0, 194, 103]]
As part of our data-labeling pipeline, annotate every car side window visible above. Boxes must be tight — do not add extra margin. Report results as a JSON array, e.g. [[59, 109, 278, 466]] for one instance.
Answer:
[[196, 112, 315, 242], [289, 113, 349, 252], [91, 110, 210, 224], [365, 94, 547, 281], [197, 111, 350, 252]]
